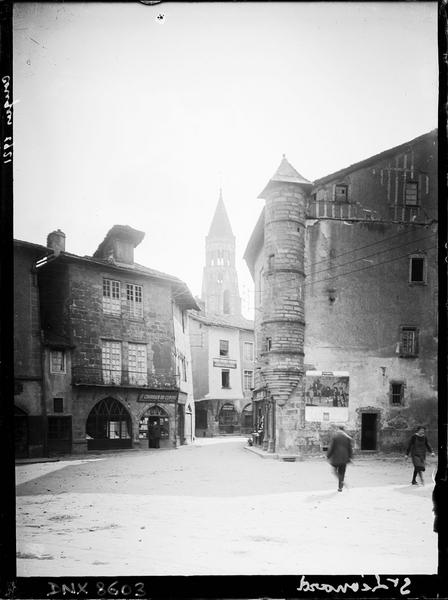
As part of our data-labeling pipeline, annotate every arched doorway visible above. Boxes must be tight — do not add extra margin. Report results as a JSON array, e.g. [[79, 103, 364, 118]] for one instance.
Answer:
[[15, 406, 29, 458], [139, 405, 170, 448], [241, 403, 253, 434], [86, 397, 132, 450], [219, 402, 239, 434]]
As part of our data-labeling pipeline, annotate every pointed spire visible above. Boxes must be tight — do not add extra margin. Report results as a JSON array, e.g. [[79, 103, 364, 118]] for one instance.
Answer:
[[258, 155, 312, 198], [207, 189, 234, 238]]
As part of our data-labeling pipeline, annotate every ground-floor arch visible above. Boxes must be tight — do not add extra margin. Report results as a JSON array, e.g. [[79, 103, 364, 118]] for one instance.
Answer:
[[218, 402, 239, 434], [241, 403, 253, 434], [86, 397, 132, 450]]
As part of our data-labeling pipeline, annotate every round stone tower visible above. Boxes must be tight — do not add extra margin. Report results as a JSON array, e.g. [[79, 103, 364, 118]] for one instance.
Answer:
[[258, 156, 312, 454]]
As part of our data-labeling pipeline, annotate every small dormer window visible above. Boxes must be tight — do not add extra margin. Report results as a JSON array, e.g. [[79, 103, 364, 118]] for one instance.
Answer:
[[334, 184, 348, 201]]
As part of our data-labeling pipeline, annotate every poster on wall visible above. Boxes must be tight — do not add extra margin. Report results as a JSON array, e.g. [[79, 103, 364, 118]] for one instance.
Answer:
[[305, 371, 349, 407]]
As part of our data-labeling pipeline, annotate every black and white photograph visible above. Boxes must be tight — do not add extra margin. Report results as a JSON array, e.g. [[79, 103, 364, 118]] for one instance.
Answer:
[[10, 0, 443, 587]]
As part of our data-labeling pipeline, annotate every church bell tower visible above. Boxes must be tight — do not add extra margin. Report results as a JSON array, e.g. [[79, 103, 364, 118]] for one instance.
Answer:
[[201, 189, 242, 316]]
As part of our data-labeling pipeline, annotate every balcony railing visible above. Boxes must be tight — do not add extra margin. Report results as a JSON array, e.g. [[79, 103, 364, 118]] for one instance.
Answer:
[[71, 366, 177, 388], [307, 200, 425, 223], [307, 201, 379, 221]]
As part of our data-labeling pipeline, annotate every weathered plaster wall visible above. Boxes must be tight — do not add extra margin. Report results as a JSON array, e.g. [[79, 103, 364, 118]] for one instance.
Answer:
[[14, 246, 43, 380], [173, 304, 195, 443], [304, 219, 437, 450], [189, 315, 209, 400]]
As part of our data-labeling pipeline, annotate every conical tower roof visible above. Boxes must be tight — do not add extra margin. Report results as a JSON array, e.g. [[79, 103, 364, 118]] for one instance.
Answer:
[[258, 155, 312, 198], [207, 189, 234, 238]]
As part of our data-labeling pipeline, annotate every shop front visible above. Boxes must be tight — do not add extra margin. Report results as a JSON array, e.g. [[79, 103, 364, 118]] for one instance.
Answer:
[[139, 405, 171, 448], [86, 397, 132, 450], [218, 402, 239, 434], [137, 388, 181, 447]]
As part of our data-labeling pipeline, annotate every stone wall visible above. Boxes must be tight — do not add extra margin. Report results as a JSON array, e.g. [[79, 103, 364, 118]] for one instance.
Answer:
[[260, 183, 308, 453]]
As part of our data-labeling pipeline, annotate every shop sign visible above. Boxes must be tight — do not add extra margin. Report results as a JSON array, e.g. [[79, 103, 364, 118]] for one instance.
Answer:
[[213, 358, 237, 368], [138, 390, 178, 403]]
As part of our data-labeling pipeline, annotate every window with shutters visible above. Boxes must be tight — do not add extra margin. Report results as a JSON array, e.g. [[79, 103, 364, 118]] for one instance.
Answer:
[[102, 340, 122, 384], [128, 343, 147, 385], [126, 283, 143, 317], [243, 370, 254, 391], [103, 279, 121, 315], [399, 327, 418, 357], [405, 182, 418, 206], [244, 342, 254, 361]]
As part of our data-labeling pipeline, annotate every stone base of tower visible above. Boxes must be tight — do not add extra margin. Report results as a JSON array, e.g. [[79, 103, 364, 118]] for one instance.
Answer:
[[271, 387, 324, 457]]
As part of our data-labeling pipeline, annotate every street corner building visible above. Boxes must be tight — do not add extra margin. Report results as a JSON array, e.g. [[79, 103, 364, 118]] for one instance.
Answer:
[[189, 190, 255, 438], [14, 225, 198, 458], [243, 130, 438, 457]]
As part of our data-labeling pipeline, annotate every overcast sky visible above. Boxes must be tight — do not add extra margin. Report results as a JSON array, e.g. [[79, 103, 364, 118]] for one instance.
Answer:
[[13, 2, 438, 318]]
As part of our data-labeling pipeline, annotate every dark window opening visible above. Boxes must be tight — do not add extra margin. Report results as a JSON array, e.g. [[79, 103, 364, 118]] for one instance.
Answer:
[[410, 256, 425, 283], [53, 398, 64, 413], [221, 369, 230, 388], [265, 337, 272, 352]]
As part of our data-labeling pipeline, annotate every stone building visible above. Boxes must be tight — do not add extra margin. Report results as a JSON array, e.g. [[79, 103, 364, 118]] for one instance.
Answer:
[[14, 225, 198, 456], [244, 130, 438, 455], [190, 191, 255, 436], [14, 239, 48, 457]]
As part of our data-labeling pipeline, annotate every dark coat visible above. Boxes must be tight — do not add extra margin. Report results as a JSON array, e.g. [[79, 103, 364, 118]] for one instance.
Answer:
[[327, 430, 353, 466], [152, 424, 161, 439], [406, 434, 433, 470]]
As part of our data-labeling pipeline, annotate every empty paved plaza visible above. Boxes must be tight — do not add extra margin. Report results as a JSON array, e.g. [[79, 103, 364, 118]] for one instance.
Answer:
[[16, 438, 437, 576]]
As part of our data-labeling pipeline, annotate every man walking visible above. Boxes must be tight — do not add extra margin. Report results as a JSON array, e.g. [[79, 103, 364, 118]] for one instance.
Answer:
[[327, 425, 353, 492]]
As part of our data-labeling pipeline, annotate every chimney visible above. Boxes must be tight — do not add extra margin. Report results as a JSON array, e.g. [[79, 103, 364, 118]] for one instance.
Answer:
[[47, 229, 66, 256]]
